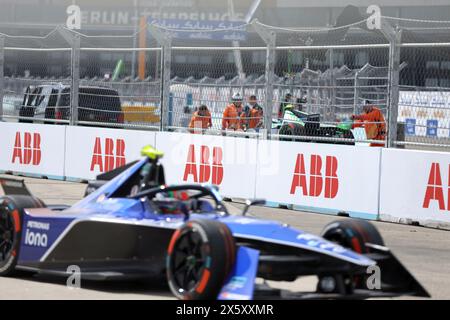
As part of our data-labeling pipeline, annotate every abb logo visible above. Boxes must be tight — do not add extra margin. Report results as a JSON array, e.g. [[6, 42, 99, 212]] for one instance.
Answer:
[[290, 154, 339, 199], [183, 145, 224, 185], [11, 132, 41, 166], [90, 137, 126, 172], [423, 162, 450, 211]]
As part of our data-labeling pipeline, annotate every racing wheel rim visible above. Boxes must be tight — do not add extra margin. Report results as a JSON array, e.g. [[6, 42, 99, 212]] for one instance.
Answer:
[[0, 203, 16, 264], [168, 227, 208, 294]]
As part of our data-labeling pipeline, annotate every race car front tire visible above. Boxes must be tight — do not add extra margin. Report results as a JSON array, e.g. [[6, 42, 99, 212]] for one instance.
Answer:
[[320, 219, 385, 254], [0, 195, 45, 276], [317, 219, 385, 294], [166, 219, 236, 300]]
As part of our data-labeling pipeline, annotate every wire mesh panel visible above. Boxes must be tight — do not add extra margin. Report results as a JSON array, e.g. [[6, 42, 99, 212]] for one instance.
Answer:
[[160, 23, 268, 136], [266, 21, 390, 145], [391, 18, 450, 149], [77, 30, 163, 129], [79, 47, 162, 129], [2, 31, 72, 124], [1, 15, 450, 150]]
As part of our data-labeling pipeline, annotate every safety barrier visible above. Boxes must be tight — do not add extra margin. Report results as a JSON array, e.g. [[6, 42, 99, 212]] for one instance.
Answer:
[[0, 122, 66, 179], [380, 148, 450, 228], [65, 126, 156, 181], [255, 140, 382, 220], [155, 132, 258, 200], [0, 122, 449, 229]]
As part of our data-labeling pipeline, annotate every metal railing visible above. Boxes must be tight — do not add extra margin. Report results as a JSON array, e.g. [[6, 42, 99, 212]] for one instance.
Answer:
[[0, 18, 449, 150]]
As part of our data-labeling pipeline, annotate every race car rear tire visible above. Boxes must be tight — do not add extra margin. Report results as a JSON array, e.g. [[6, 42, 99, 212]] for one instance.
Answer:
[[320, 219, 384, 254], [0, 195, 45, 276], [166, 219, 236, 300], [279, 124, 295, 141]]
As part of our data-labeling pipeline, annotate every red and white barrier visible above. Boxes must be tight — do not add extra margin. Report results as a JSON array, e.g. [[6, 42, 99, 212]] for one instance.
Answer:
[[155, 132, 258, 200], [65, 126, 156, 180], [380, 149, 450, 228], [0, 122, 65, 178], [255, 140, 382, 218], [1, 122, 450, 229]]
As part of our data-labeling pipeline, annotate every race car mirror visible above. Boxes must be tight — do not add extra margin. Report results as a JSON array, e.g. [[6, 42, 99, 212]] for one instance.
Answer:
[[242, 199, 266, 216]]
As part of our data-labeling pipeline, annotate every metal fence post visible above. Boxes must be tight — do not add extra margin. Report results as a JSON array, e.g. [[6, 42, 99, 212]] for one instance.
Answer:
[[58, 27, 80, 126], [70, 35, 80, 126], [329, 49, 336, 122], [148, 25, 171, 132], [161, 43, 172, 131], [380, 19, 402, 148], [252, 20, 276, 139], [353, 71, 360, 115], [0, 36, 4, 122], [386, 30, 402, 148]]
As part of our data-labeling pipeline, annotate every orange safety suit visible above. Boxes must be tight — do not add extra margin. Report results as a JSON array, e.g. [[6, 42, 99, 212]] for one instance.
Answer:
[[353, 106, 386, 147], [222, 104, 242, 131], [189, 111, 212, 133], [247, 107, 264, 129]]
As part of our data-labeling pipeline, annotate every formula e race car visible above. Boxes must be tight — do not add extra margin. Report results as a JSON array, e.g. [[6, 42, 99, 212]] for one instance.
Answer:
[[273, 108, 359, 145], [0, 146, 429, 300]]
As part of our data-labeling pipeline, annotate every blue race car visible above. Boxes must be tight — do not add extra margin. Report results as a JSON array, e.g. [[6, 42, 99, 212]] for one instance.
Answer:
[[0, 146, 429, 300]]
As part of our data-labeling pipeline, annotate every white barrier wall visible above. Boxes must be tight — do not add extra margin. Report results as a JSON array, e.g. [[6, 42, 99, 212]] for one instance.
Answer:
[[380, 149, 450, 228], [65, 126, 156, 180], [0, 122, 66, 178], [155, 132, 258, 199], [255, 140, 382, 219], [2, 122, 450, 229]]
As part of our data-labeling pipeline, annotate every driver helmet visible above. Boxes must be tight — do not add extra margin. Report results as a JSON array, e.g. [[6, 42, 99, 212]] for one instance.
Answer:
[[232, 92, 243, 104], [284, 104, 294, 110], [299, 96, 307, 104]]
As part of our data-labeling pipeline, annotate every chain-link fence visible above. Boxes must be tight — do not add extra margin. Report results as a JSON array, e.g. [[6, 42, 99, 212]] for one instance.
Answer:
[[1, 30, 72, 124], [389, 18, 450, 150], [1, 17, 450, 149], [167, 24, 268, 136]]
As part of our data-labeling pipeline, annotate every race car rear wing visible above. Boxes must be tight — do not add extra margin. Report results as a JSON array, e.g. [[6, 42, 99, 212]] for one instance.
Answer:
[[0, 177, 33, 196]]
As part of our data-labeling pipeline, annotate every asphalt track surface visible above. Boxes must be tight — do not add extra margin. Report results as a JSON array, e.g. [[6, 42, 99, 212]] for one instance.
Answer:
[[0, 174, 449, 300]]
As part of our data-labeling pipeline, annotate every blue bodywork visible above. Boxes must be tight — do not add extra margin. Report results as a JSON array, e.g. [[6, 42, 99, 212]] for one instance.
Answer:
[[17, 158, 376, 299]]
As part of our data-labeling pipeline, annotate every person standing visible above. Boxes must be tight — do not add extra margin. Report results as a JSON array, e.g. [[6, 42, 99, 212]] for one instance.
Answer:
[[189, 105, 212, 134], [352, 100, 387, 147], [278, 93, 293, 118], [244, 95, 264, 130], [222, 93, 244, 132]]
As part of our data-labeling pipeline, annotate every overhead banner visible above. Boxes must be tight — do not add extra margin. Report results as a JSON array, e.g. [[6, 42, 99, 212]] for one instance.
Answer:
[[0, 122, 66, 178], [149, 19, 247, 41], [155, 132, 258, 199], [380, 149, 450, 227], [65, 126, 156, 180], [255, 140, 382, 218]]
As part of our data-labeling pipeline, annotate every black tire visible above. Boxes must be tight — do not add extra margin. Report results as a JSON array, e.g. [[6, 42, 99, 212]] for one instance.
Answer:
[[317, 219, 385, 294], [280, 124, 306, 142], [320, 219, 384, 254], [293, 124, 306, 137], [279, 124, 295, 141], [166, 219, 236, 300], [0, 195, 45, 276]]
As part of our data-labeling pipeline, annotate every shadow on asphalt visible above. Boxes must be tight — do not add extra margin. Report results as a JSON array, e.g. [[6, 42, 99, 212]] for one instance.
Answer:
[[12, 272, 174, 298]]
